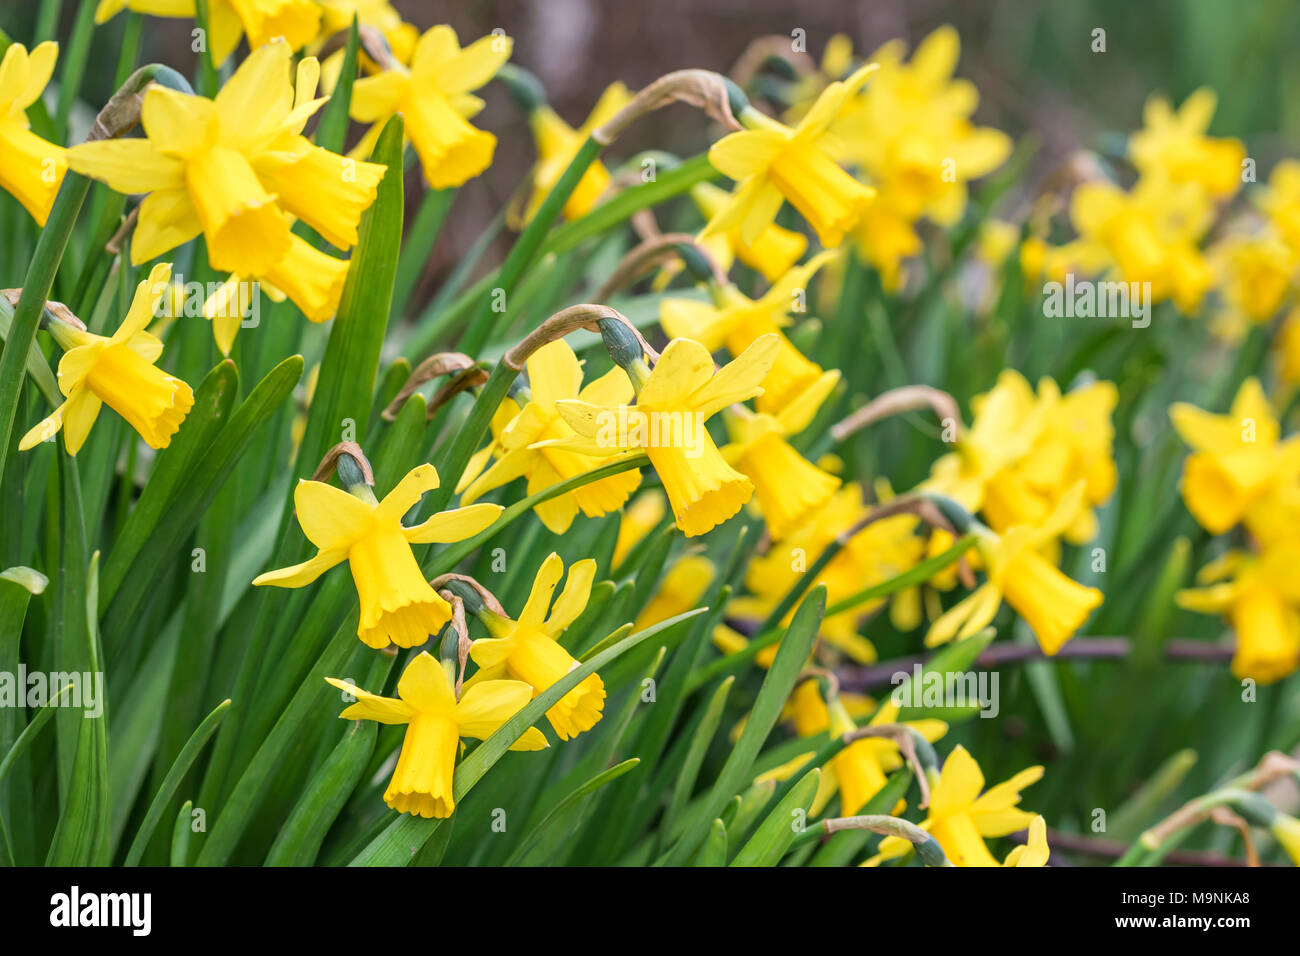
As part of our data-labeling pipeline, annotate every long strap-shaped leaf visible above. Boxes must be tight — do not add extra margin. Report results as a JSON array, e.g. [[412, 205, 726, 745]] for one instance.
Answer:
[[123, 699, 230, 866], [661, 586, 826, 866]]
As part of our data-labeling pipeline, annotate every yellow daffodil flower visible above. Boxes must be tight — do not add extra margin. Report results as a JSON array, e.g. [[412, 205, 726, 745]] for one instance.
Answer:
[[1069, 174, 1214, 314], [0, 41, 65, 225], [550, 335, 780, 537], [1129, 88, 1245, 199], [316, 1, 417, 73], [705, 64, 878, 247], [326, 651, 546, 818], [733, 481, 925, 664], [1258, 159, 1300, 254], [67, 42, 383, 277], [350, 24, 512, 188], [814, 27, 1011, 287], [687, 181, 808, 281], [660, 251, 836, 412], [864, 745, 1043, 867], [1170, 377, 1300, 539], [926, 482, 1103, 655], [20, 263, 193, 455], [523, 82, 632, 223], [253, 463, 502, 649], [460, 340, 642, 533], [1176, 544, 1300, 684], [95, 0, 321, 66], [203, 232, 352, 353], [468, 552, 604, 740], [723, 370, 842, 540], [928, 369, 1117, 544], [1208, 233, 1295, 341]]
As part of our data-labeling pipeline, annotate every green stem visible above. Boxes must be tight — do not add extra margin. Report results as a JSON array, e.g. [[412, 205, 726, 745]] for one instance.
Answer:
[[0, 173, 92, 480], [456, 136, 606, 357]]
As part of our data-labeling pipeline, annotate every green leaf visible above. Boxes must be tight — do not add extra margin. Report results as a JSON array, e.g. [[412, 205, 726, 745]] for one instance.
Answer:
[[730, 768, 820, 867], [659, 676, 734, 847], [170, 801, 194, 867], [264, 719, 377, 867], [691, 819, 728, 867], [313, 19, 359, 152], [104, 355, 303, 639], [505, 759, 641, 866], [663, 586, 825, 865], [295, 115, 404, 472], [0, 172, 92, 480], [124, 699, 230, 866], [99, 359, 238, 611]]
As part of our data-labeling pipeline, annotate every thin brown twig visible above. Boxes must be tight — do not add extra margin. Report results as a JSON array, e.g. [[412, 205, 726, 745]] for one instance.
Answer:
[[839, 637, 1238, 691]]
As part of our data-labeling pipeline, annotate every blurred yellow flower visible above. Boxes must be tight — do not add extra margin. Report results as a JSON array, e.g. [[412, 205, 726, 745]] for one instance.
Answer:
[[1170, 377, 1300, 539], [660, 251, 836, 412], [926, 482, 1102, 655], [1069, 174, 1214, 314], [326, 651, 545, 818], [634, 552, 714, 633], [523, 82, 631, 222], [0, 41, 65, 225], [761, 680, 946, 817], [95, 0, 321, 67], [1129, 88, 1245, 199], [705, 64, 877, 247], [1177, 544, 1300, 684], [687, 181, 808, 282], [723, 370, 842, 540], [612, 490, 667, 567]]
